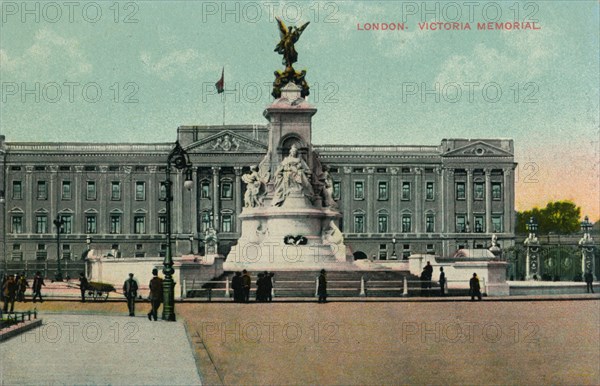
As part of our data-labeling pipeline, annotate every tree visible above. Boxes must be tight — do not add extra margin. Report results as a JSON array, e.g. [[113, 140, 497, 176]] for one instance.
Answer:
[[516, 201, 581, 235]]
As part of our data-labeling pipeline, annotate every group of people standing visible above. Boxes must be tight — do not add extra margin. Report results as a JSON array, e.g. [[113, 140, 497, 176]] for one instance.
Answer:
[[120, 269, 164, 321], [2, 272, 46, 311], [231, 270, 275, 302]]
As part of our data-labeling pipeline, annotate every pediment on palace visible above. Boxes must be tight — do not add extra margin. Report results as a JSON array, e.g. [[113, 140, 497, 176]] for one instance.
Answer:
[[186, 130, 267, 153], [443, 141, 513, 158]]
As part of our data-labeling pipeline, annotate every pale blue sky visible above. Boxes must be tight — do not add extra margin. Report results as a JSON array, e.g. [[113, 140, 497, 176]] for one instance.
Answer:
[[0, 1, 598, 218]]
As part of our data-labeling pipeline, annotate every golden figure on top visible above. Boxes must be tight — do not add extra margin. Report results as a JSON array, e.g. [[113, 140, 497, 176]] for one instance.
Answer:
[[272, 17, 311, 99]]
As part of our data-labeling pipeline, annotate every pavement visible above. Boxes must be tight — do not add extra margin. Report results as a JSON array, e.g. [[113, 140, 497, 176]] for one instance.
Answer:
[[0, 313, 202, 386]]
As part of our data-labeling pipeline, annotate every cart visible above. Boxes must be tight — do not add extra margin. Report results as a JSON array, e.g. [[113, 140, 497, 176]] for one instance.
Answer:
[[85, 282, 116, 301]]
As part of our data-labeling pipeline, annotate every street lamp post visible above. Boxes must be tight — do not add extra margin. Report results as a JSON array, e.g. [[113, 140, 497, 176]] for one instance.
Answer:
[[160, 141, 193, 322], [53, 215, 65, 282], [391, 237, 397, 259]]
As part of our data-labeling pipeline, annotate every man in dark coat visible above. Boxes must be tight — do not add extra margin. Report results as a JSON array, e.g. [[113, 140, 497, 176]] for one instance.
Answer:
[[231, 272, 243, 302], [265, 272, 274, 302], [469, 272, 482, 301], [147, 268, 163, 321], [79, 272, 89, 302], [424, 261, 434, 290], [255, 273, 265, 302], [242, 270, 251, 303], [439, 267, 446, 296], [32, 272, 45, 303], [123, 273, 138, 316], [17, 272, 28, 302], [584, 270, 594, 293], [2, 274, 17, 312], [317, 269, 327, 303]]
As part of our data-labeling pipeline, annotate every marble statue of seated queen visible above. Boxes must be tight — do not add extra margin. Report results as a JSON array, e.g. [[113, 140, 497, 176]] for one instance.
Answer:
[[272, 144, 314, 206]]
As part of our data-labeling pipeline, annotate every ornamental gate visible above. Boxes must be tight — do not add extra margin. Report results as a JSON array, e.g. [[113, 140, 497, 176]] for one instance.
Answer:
[[539, 245, 581, 281]]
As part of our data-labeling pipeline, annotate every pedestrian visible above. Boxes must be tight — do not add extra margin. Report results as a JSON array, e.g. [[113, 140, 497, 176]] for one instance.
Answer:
[[231, 272, 242, 302], [419, 269, 428, 296], [469, 272, 482, 301], [265, 272, 274, 302], [242, 270, 251, 303], [584, 270, 594, 293], [32, 272, 45, 303], [17, 272, 29, 302], [256, 273, 265, 302], [424, 261, 433, 290], [318, 269, 327, 303], [79, 272, 89, 302], [439, 267, 446, 296], [0, 273, 6, 302], [147, 268, 163, 321], [123, 273, 138, 316], [2, 274, 17, 312]]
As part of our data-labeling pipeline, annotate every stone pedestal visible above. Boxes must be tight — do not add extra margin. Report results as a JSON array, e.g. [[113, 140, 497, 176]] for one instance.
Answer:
[[524, 235, 541, 280]]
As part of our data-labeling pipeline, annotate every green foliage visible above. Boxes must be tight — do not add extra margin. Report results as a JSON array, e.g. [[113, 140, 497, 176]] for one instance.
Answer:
[[516, 201, 582, 235]]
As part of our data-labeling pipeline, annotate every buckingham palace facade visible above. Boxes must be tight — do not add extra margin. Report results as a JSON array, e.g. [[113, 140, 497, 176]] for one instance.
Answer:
[[0, 126, 516, 263]]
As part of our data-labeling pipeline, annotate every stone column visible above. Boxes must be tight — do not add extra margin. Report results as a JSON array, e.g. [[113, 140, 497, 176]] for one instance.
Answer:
[[414, 167, 423, 233], [390, 167, 399, 232], [485, 168, 492, 233], [503, 167, 512, 233], [190, 167, 198, 236], [366, 167, 375, 233], [147, 166, 157, 234], [234, 167, 243, 233], [342, 167, 352, 232], [74, 165, 84, 234], [99, 166, 108, 234], [25, 166, 34, 233], [123, 166, 132, 235], [466, 168, 473, 229], [212, 167, 220, 231], [49, 165, 58, 222], [524, 234, 541, 280]]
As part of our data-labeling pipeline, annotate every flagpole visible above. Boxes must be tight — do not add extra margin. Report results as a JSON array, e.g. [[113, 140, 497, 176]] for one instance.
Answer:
[[222, 94, 225, 126]]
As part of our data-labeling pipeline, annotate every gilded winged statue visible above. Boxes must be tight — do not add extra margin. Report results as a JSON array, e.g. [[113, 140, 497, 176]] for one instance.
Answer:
[[274, 17, 310, 68]]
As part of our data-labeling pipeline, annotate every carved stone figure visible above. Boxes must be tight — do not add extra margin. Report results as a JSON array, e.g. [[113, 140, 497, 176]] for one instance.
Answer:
[[241, 151, 271, 207], [272, 144, 314, 206]]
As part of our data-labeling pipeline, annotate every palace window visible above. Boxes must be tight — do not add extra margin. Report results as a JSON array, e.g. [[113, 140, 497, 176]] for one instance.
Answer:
[[474, 182, 484, 200], [85, 215, 97, 234], [354, 214, 364, 233], [135, 182, 146, 201], [60, 215, 72, 234], [110, 215, 122, 234], [492, 216, 503, 233], [332, 181, 341, 200], [62, 181, 71, 200], [474, 216, 484, 233], [456, 215, 466, 233], [378, 181, 388, 200], [86, 181, 97, 200], [37, 181, 48, 200], [456, 182, 465, 200], [111, 182, 121, 200], [354, 181, 364, 200], [401, 182, 411, 200], [402, 244, 411, 260], [159, 182, 167, 200], [11, 216, 23, 233], [36, 215, 48, 234], [402, 215, 412, 233], [201, 181, 210, 199], [201, 212, 211, 232], [134, 216, 146, 234], [221, 182, 233, 200], [222, 214, 233, 232], [492, 182, 502, 200], [12, 181, 22, 199], [379, 244, 387, 260], [426, 182, 435, 200], [426, 214, 435, 233], [378, 213, 388, 233]]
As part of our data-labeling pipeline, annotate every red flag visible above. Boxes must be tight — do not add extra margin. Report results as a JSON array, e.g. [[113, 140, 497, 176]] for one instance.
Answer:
[[215, 68, 224, 93]]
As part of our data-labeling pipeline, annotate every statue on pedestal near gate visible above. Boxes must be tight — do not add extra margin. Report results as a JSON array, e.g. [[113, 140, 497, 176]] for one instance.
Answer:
[[242, 152, 271, 208]]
